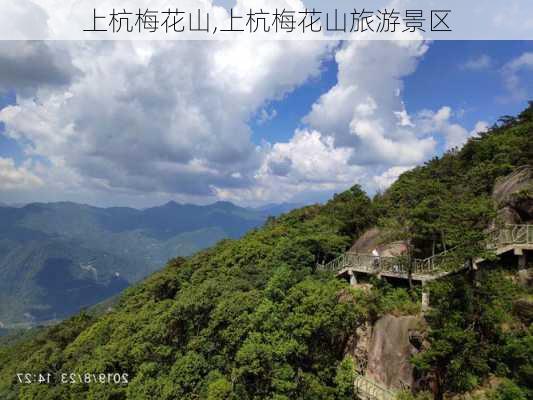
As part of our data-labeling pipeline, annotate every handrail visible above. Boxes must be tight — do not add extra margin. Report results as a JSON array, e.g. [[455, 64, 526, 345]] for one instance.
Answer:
[[411, 246, 463, 274], [319, 252, 407, 273], [354, 373, 397, 400], [319, 251, 442, 276], [490, 224, 533, 246], [317, 225, 532, 277]]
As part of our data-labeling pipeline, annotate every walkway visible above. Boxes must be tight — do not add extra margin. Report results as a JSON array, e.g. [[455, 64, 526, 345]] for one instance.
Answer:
[[354, 374, 397, 400], [317, 224, 532, 284]]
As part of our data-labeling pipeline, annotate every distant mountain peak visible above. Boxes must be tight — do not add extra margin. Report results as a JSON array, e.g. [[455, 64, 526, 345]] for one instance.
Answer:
[[212, 200, 238, 209], [162, 200, 181, 207]]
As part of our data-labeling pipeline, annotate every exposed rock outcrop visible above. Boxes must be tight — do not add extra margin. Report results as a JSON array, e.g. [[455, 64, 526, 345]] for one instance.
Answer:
[[366, 315, 426, 391], [344, 321, 373, 373], [346, 314, 427, 391], [513, 296, 533, 324], [493, 166, 533, 224], [517, 268, 533, 286], [350, 227, 408, 257]]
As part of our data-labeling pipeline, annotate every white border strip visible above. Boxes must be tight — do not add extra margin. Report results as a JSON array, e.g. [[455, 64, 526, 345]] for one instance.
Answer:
[[0, 0, 532, 40]]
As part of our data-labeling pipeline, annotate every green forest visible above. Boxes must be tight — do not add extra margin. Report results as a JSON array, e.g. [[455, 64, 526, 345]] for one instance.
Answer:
[[0, 104, 532, 400]]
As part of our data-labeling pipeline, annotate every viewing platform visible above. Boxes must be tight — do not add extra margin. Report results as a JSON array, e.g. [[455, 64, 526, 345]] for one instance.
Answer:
[[317, 224, 532, 285]]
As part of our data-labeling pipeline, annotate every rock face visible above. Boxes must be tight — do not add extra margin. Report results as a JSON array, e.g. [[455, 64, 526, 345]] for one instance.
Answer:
[[344, 321, 373, 373], [493, 166, 533, 224], [514, 297, 533, 324], [365, 315, 425, 391], [350, 227, 408, 257], [517, 268, 533, 286]]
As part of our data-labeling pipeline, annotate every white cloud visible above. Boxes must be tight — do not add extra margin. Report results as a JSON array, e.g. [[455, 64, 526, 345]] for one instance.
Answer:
[[257, 108, 278, 125], [462, 54, 492, 70], [0, 35, 490, 206], [303, 40, 437, 167], [471, 121, 490, 137], [394, 109, 414, 127], [264, 129, 355, 184], [0, 0, 49, 40], [416, 106, 487, 150], [0, 41, 78, 98], [0, 157, 43, 190], [0, 40, 333, 204], [214, 129, 366, 204], [373, 166, 413, 191], [502, 52, 533, 102]]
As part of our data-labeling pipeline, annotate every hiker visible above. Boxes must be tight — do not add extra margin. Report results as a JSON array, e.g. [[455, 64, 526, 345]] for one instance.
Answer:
[[372, 248, 380, 269]]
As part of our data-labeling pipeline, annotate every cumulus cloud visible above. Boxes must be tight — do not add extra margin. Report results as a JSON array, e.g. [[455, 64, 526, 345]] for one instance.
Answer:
[[0, 41, 77, 94], [0, 37, 487, 206], [0, 40, 333, 202], [0, 0, 49, 40], [416, 106, 488, 150], [373, 166, 413, 191], [263, 130, 356, 184], [471, 121, 490, 136], [303, 40, 437, 167], [501, 52, 533, 102], [0, 157, 43, 190], [248, 38, 485, 201], [0, 11, 491, 207], [214, 129, 366, 204]]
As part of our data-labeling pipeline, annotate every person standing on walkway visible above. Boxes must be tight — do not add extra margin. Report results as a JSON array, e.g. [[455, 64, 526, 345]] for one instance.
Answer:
[[372, 248, 380, 270]]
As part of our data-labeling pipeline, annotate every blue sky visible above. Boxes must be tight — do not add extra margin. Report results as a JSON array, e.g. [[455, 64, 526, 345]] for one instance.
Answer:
[[250, 49, 339, 144], [250, 40, 533, 149], [404, 41, 533, 129], [0, 91, 19, 162], [0, 40, 532, 207]]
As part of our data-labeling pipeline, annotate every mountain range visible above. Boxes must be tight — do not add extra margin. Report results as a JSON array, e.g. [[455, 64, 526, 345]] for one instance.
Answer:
[[0, 200, 299, 328]]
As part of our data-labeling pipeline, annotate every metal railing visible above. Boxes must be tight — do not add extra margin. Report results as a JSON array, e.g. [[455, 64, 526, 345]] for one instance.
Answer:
[[319, 252, 409, 274], [490, 224, 533, 246], [318, 251, 436, 276], [411, 246, 463, 275], [318, 225, 532, 278], [354, 374, 397, 400], [318, 252, 369, 273]]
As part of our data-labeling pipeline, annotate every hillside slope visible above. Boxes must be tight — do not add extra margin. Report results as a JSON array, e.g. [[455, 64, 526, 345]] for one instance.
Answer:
[[0, 104, 531, 399], [0, 201, 289, 327]]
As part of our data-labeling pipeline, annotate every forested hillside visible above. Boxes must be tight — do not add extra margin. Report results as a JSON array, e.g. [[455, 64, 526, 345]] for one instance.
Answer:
[[0, 200, 283, 328], [0, 105, 532, 399]]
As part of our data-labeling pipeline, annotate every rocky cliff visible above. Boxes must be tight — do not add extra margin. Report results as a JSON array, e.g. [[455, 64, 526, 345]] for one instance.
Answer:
[[493, 165, 533, 224], [347, 314, 426, 392]]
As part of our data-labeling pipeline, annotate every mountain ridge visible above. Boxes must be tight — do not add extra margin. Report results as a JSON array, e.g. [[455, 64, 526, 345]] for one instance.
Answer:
[[0, 200, 299, 327]]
